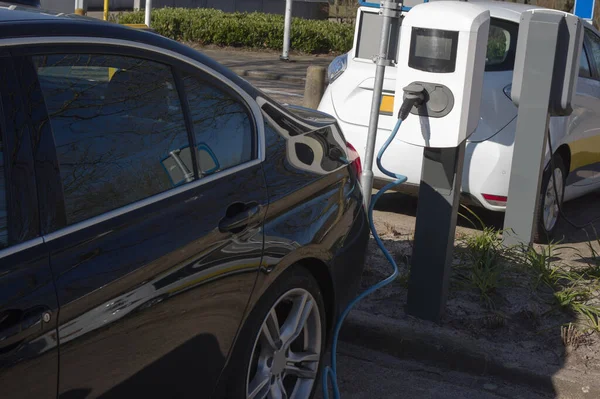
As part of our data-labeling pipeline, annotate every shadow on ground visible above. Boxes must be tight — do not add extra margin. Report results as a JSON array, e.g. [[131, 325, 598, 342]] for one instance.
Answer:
[[357, 234, 570, 398], [373, 189, 600, 245]]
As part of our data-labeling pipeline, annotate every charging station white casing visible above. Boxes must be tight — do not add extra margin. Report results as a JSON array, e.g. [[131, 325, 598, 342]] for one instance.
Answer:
[[393, 1, 490, 148]]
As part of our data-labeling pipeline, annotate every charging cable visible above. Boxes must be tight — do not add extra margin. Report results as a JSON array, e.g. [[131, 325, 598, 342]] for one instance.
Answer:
[[323, 89, 424, 399]]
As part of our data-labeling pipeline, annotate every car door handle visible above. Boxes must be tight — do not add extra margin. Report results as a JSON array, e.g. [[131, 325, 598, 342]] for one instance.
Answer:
[[219, 202, 260, 234], [0, 307, 47, 354]]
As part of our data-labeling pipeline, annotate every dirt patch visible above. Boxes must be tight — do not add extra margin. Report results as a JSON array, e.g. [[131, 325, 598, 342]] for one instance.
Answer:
[[357, 205, 600, 378]]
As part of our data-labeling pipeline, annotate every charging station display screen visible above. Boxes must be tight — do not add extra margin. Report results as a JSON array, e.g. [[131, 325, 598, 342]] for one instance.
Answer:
[[409, 28, 459, 73]]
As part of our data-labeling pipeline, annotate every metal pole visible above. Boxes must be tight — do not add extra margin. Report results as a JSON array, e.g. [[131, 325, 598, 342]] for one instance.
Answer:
[[134, 0, 141, 11], [103, 0, 109, 21], [281, 0, 293, 61], [74, 0, 86, 15], [145, 0, 152, 28], [360, 0, 404, 208]]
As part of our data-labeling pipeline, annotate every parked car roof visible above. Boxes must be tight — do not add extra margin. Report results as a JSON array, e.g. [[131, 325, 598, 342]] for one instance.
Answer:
[[470, 0, 545, 23]]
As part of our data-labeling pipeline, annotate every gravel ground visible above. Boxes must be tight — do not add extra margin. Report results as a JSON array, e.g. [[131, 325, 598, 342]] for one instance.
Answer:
[[357, 190, 600, 381]]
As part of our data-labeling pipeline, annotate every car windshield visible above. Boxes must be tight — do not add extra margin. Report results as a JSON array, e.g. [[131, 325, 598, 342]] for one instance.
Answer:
[[355, 13, 518, 72]]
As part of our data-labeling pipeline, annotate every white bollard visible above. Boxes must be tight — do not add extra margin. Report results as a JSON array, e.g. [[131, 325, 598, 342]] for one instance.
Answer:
[[281, 0, 293, 61], [74, 0, 86, 15], [145, 0, 152, 28]]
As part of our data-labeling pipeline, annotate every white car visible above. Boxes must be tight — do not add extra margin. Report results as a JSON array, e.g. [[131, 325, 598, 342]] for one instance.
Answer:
[[319, 1, 600, 241]]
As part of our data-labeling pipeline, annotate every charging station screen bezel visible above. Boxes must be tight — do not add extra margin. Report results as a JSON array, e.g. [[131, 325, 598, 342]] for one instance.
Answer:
[[409, 28, 459, 73]]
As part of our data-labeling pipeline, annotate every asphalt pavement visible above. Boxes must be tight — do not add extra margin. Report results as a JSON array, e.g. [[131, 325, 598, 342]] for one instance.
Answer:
[[198, 47, 325, 107]]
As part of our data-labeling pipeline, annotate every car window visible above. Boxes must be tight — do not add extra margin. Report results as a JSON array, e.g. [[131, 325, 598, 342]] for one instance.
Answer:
[[0, 136, 7, 249], [585, 29, 600, 77], [182, 74, 254, 175], [486, 23, 512, 66], [580, 46, 592, 78], [33, 54, 193, 226]]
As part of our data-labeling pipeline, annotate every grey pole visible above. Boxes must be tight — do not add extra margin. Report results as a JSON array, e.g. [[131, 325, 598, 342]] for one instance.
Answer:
[[145, 0, 152, 28], [406, 142, 466, 322], [360, 0, 403, 208], [281, 0, 293, 61], [134, 0, 141, 11], [502, 11, 582, 246]]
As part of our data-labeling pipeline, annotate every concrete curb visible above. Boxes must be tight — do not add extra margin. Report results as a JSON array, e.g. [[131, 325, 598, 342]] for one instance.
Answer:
[[230, 68, 306, 84], [340, 310, 600, 398]]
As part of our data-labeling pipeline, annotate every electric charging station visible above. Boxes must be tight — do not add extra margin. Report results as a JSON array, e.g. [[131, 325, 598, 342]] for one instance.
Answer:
[[393, 1, 490, 322], [327, 2, 493, 396]]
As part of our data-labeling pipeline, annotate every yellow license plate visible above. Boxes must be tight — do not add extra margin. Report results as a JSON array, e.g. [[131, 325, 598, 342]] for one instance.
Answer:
[[379, 95, 394, 115]]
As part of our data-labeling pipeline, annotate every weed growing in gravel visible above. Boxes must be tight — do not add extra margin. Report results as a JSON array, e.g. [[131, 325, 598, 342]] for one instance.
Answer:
[[554, 287, 589, 311], [561, 323, 586, 349], [519, 244, 566, 289], [519, 241, 600, 334], [574, 304, 600, 333], [455, 206, 600, 337], [455, 206, 505, 308], [581, 230, 600, 279]]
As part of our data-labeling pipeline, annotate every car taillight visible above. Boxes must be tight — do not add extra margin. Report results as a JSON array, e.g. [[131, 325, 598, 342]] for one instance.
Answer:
[[482, 193, 507, 206], [346, 141, 362, 178]]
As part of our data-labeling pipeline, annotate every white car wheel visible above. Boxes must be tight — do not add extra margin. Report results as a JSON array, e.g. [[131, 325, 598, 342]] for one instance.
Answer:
[[535, 155, 566, 243]]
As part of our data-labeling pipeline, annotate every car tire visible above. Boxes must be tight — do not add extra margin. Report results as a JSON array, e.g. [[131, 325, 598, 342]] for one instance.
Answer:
[[225, 266, 327, 399], [534, 154, 566, 244]]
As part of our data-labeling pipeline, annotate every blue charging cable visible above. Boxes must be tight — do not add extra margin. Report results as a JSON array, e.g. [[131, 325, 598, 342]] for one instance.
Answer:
[[322, 117, 407, 399]]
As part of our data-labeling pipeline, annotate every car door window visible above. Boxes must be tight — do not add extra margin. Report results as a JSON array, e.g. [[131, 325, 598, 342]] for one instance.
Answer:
[[33, 54, 193, 226], [580, 45, 592, 78], [182, 74, 254, 175], [585, 29, 600, 77]]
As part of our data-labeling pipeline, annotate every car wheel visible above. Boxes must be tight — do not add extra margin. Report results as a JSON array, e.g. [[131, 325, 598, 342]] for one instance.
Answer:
[[535, 155, 566, 243], [227, 266, 326, 399]]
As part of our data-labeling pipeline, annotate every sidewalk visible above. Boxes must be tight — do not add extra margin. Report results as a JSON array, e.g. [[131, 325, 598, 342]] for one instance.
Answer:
[[188, 45, 334, 84]]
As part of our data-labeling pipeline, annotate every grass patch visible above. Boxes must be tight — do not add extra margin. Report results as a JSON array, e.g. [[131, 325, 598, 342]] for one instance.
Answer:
[[554, 287, 589, 311], [455, 207, 506, 308], [519, 244, 566, 289], [456, 205, 600, 336], [574, 304, 600, 333]]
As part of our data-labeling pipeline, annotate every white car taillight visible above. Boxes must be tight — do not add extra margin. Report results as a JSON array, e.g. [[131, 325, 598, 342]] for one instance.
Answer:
[[482, 193, 507, 206]]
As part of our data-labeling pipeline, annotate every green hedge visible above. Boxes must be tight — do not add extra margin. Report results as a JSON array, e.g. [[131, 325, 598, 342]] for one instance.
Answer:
[[117, 8, 354, 54]]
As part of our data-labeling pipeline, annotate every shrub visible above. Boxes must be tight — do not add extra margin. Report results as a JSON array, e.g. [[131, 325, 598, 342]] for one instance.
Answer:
[[117, 8, 355, 54]]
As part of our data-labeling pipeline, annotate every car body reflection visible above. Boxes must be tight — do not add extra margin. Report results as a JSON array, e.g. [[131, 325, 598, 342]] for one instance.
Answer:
[[58, 233, 263, 346]]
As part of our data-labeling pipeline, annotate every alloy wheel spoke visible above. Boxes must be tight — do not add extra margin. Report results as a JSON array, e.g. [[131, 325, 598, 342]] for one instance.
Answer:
[[280, 293, 313, 346], [284, 363, 317, 379], [287, 350, 319, 364], [248, 370, 270, 399], [269, 377, 288, 399], [261, 309, 281, 351]]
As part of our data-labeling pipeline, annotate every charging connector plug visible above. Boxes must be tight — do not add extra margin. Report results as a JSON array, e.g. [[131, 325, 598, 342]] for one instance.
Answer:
[[399, 83, 426, 120]]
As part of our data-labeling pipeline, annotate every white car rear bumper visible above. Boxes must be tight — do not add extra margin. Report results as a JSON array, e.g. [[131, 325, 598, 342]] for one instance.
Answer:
[[320, 88, 516, 212]]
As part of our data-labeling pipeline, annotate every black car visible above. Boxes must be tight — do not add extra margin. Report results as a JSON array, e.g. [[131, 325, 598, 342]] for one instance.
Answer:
[[0, 5, 369, 399]]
